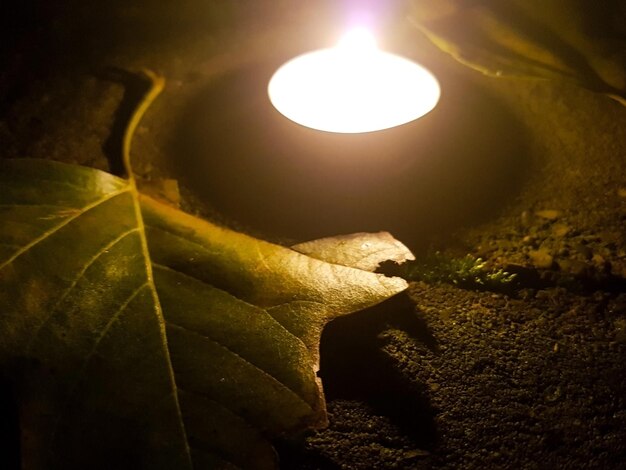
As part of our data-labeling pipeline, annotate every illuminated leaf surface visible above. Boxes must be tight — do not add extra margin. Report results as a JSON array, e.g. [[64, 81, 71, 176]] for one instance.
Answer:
[[0, 158, 408, 469], [292, 231, 415, 272], [410, 0, 626, 104]]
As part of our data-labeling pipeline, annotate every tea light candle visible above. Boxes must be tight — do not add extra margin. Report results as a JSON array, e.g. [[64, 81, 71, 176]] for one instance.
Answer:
[[268, 27, 440, 133]]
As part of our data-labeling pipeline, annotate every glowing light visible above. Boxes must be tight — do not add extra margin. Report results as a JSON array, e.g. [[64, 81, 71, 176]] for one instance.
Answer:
[[268, 28, 440, 133]]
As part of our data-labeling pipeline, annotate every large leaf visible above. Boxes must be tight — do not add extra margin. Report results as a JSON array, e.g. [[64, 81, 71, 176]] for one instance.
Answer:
[[410, 0, 626, 105], [0, 158, 408, 469]]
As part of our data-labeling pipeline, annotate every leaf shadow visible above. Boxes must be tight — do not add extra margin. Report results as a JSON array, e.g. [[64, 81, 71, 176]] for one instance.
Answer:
[[95, 67, 152, 177], [318, 293, 439, 448], [275, 440, 341, 470]]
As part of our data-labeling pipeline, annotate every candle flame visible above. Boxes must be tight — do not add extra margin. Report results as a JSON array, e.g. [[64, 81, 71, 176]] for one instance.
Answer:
[[268, 28, 440, 133]]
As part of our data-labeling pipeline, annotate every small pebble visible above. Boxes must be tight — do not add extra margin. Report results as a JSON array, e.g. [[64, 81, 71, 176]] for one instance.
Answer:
[[529, 249, 554, 269], [592, 254, 611, 273], [535, 209, 561, 220], [557, 259, 588, 277], [403, 449, 430, 459], [614, 318, 626, 343], [544, 385, 562, 402], [576, 244, 593, 260], [520, 211, 533, 226], [552, 223, 571, 237]]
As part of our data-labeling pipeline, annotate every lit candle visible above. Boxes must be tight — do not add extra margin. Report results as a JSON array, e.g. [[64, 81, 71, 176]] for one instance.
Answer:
[[268, 27, 440, 133]]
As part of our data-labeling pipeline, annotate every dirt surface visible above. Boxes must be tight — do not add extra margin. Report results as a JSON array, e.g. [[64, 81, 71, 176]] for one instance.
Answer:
[[2, 1, 626, 469], [279, 285, 626, 469]]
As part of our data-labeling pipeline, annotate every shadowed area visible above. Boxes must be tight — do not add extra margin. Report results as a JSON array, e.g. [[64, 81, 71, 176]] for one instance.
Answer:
[[0, 377, 19, 470], [169, 61, 531, 248], [318, 294, 438, 447]]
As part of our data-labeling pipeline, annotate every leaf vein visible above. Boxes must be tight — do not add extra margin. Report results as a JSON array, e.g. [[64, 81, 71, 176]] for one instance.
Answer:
[[82, 282, 149, 369], [152, 262, 310, 351], [145, 224, 220, 259], [25, 227, 141, 354], [0, 164, 121, 193], [0, 188, 130, 271], [48, 282, 149, 451], [176, 386, 271, 441], [129, 183, 192, 463], [167, 321, 314, 412]]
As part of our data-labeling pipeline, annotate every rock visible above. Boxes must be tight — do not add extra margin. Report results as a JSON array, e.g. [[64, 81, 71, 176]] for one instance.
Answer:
[[529, 249, 554, 269], [557, 246, 570, 257], [575, 244, 593, 260], [403, 449, 430, 460], [612, 261, 626, 278], [614, 318, 626, 343], [535, 209, 561, 220], [522, 235, 537, 246], [520, 210, 533, 226], [618, 188, 626, 198], [557, 259, 588, 277], [544, 385, 562, 403], [592, 254, 611, 273], [552, 223, 571, 237]]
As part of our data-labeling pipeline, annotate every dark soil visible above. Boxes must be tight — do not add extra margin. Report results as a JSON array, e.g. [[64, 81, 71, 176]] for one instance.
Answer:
[[280, 286, 626, 469], [2, 1, 626, 469]]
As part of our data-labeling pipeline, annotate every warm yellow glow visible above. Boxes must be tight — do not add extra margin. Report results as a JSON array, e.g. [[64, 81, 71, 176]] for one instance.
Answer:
[[268, 28, 440, 133]]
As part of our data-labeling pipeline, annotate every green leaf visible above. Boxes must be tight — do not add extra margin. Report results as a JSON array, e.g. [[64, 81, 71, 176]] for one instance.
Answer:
[[0, 158, 408, 469], [410, 0, 626, 104]]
